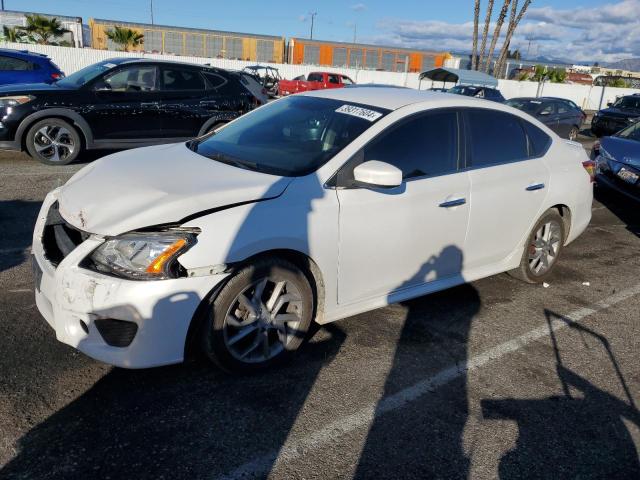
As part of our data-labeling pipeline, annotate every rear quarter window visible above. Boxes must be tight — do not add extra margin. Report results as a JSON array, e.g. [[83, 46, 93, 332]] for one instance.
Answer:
[[522, 120, 552, 157]]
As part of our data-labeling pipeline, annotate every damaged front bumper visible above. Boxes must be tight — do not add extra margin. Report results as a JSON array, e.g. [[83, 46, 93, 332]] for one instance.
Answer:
[[32, 190, 229, 369]]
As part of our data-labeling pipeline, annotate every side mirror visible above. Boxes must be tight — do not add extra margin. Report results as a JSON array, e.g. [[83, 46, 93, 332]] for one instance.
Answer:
[[353, 160, 403, 188]]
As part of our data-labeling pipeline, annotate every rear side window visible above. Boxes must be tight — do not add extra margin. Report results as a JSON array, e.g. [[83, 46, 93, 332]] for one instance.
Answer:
[[204, 72, 228, 89], [161, 68, 205, 91], [308, 73, 323, 82], [0, 55, 32, 71], [364, 110, 458, 179], [328, 74, 340, 84], [522, 120, 552, 157], [467, 109, 528, 167]]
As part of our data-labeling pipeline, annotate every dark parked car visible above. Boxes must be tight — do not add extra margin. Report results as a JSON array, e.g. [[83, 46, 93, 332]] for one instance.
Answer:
[[506, 97, 585, 140], [0, 58, 261, 165], [594, 121, 640, 201], [591, 94, 640, 137], [0, 48, 64, 85], [447, 85, 505, 102]]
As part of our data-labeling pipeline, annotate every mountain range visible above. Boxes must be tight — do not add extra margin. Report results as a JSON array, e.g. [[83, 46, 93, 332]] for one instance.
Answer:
[[603, 58, 640, 72]]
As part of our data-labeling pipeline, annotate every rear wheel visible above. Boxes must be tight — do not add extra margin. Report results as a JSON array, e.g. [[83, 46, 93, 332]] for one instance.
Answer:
[[25, 118, 82, 166], [201, 258, 314, 373], [509, 209, 566, 283], [568, 126, 579, 141]]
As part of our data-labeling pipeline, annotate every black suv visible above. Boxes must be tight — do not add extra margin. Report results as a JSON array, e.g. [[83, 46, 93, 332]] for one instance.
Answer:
[[0, 58, 261, 165], [591, 94, 640, 137]]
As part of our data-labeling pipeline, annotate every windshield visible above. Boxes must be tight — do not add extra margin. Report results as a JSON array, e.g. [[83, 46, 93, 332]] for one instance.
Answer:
[[612, 96, 640, 110], [448, 85, 480, 96], [507, 99, 543, 114], [615, 122, 640, 141], [189, 96, 389, 176], [56, 60, 121, 88]]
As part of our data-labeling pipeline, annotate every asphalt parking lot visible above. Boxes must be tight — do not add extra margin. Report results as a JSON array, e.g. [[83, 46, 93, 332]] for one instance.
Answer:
[[1, 132, 639, 479]]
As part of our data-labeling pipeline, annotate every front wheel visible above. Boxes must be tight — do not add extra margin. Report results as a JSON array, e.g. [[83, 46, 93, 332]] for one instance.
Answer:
[[509, 209, 566, 283], [201, 258, 314, 373], [25, 118, 82, 165]]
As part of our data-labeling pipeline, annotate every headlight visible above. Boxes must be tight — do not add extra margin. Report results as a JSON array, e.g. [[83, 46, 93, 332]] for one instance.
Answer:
[[87, 230, 197, 280], [0, 95, 35, 107]]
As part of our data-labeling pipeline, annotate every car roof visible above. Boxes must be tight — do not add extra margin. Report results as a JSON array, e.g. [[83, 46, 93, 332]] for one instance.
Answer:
[[0, 48, 50, 60], [100, 57, 232, 75], [301, 86, 508, 111]]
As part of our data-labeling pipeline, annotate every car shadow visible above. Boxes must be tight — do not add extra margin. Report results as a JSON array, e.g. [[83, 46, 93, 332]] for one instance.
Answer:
[[480, 309, 640, 479], [0, 200, 42, 273], [353, 246, 480, 478], [594, 186, 640, 237]]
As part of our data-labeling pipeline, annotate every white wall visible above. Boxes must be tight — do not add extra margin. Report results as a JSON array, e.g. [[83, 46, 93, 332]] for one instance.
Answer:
[[3, 41, 639, 111]]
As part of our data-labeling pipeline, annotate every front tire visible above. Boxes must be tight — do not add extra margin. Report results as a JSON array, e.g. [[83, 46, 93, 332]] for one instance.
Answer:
[[25, 118, 82, 166], [509, 209, 566, 284], [201, 258, 314, 373]]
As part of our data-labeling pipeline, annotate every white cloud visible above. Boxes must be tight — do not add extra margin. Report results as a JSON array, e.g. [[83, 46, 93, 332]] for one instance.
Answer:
[[370, 0, 640, 63], [351, 3, 367, 12]]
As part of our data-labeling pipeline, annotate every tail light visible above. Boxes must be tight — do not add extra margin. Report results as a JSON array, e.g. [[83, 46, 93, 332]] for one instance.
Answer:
[[51, 72, 63, 80], [582, 160, 596, 182]]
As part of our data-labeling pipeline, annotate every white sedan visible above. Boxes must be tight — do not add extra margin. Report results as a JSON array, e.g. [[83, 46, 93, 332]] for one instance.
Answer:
[[32, 88, 594, 372]]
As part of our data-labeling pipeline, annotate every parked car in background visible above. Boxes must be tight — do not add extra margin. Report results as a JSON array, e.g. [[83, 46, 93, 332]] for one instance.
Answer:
[[0, 58, 262, 165], [32, 88, 593, 372], [238, 71, 269, 105], [241, 65, 281, 97], [0, 49, 64, 85], [447, 85, 505, 102], [594, 121, 640, 201], [277, 71, 354, 96], [591, 94, 640, 137], [506, 97, 585, 140]]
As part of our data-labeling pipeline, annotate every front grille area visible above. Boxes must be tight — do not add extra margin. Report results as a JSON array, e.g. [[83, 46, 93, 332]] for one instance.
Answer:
[[42, 202, 89, 267], [94, 319, 138, 347]]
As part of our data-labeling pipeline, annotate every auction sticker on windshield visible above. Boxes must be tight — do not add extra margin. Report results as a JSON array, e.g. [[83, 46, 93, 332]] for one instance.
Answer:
[[336, 105, 383, 122]]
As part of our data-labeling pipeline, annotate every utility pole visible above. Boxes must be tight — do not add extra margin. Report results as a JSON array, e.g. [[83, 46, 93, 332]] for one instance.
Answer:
[[352, 23, 357, 44], [150, 0, 154, 25], [309, 11, 317, 40], [1, 1, 5, 11]]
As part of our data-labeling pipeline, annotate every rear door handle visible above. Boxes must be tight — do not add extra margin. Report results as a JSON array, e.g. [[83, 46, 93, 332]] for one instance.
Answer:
[[439, 198, 466, 208], [526, 183, 545, 191]]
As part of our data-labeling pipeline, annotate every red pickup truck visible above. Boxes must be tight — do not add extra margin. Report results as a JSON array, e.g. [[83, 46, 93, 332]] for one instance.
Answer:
[[277, 71, 355, 96]]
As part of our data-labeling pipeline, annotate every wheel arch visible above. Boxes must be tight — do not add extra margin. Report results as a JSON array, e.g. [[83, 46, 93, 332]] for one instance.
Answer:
[[183, 248, 326, 361], [550, 203, 572, 242], [17, 109, 94, 151]]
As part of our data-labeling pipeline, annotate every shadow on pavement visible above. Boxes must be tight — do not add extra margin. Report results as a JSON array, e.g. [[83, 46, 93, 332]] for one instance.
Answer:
[[481, 309, 640, 479], [0, 200, 41, 273], [595, 186, 640, 237]]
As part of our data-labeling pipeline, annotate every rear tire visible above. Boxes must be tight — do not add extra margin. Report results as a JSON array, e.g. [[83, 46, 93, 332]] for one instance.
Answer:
[[25, 118, 82, 166], [509, 209, 566, 284], [201, 258, 314, 373]]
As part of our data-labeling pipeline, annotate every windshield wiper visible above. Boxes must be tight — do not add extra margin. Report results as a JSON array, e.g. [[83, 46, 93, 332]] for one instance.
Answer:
[[209, 152, 260, 172]]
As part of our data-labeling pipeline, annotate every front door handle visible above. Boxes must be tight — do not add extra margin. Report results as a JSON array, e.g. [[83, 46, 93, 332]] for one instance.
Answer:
[[526, 183, 545, 191], [439, 198, 466, 208]]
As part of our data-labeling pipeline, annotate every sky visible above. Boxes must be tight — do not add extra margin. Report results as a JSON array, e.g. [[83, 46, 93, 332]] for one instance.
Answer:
[[13, 0, 640, 63]]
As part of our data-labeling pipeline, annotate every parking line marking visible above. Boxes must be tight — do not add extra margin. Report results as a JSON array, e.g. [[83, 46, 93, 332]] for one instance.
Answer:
[[216, 283, 640, 480]]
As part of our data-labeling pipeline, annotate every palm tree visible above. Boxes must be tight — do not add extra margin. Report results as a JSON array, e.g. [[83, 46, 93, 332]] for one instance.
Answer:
[[105, 26, 144, 52], [495, 0, 532, 78], [484, 0, 511, 73], [477, 0, 495, 71], [471, 0, 481, 70], [18, 14, 70, 45]]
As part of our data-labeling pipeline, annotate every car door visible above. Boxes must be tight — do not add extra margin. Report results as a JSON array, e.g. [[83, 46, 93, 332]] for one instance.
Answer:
[[326, 74, 341, 89], [157, 65, 210, 138], [336, 109, 470, 305], [537, 101, 561, 135], [463, 108, 550, 271], [85, 64, 161, 140]]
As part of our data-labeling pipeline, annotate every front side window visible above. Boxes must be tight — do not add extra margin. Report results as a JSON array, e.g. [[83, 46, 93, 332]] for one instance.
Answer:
[[102, 66, 157, 92], [0, 56, 31, 71], [467, 109, 529, 167], [506, 99, 543, 115], [328, 74, 340, 84], [189, 96, 388, 176], [612, 96, 640, 110], [363, 110, 459, 179], [308, 73, 323, 82], [161, 68, 205, 91], [341, 76, 354, 85], [539, 103, 555, 116]]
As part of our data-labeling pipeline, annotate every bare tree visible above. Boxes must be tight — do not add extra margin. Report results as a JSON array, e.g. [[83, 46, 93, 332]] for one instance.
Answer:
[[495, 0, 532, 77], [478, 0, 495, 70], [471, 0, 481, 70], [484, 0, 511, 73]]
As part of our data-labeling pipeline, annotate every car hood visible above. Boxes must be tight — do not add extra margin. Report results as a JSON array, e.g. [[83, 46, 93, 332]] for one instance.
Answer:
[[57, 143, 292, 236], [598, 107, 640, 119], [601, 136, 640, 168], [0, 82, 74, 94]]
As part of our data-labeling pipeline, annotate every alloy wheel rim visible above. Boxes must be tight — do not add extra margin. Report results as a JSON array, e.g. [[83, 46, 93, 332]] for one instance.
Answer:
[[528, 220, 562, 275], [223, 276, 303, 363], [33, 125, 76, 162]]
